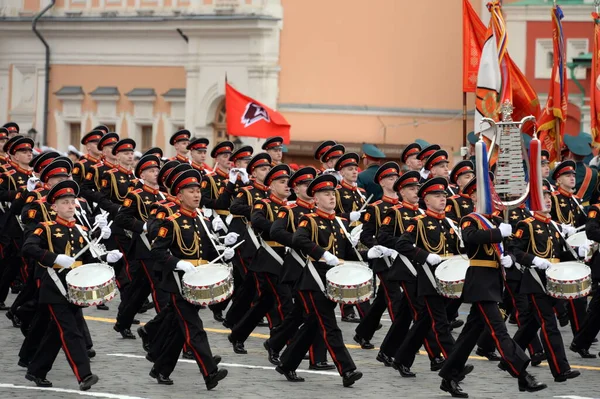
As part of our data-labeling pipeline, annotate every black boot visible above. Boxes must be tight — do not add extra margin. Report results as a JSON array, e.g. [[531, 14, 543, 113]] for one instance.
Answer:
[[341, 313, 359, 323], [530, 351, 547, 366], [263, 340, 280, 365], [113, 325, 136, 339], [440, 378, 468, 398], [395, 364, 416, 377], [137, 326, 150, 352], [150, 368, 173, 385], [342, 370, 363, 387], [79, 374, 99, 391], [205, 368, 228, 390], [554, 369, 581, 383], [213, 311, 224, 322], [6, 310, 21, 328], [309, 362, 336, 370], [430, 356, 445, 371], [228, 334, 247, 354], [570, 343, 597, 359], [353, 334, 374, 349], [25, 373, 52, 387], [376, 352, 394, 367], [475, 347, 501, 361], [518, 373, 547, 392], [96, 304, 109, 311], [276, 366, 305, 382]]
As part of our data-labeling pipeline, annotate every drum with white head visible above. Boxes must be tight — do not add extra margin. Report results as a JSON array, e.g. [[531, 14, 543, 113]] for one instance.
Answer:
[[325, 261, 373, 304], [66, 263, 117, 306], [434, 255, 470, 299], [182, 264, 233, 306]]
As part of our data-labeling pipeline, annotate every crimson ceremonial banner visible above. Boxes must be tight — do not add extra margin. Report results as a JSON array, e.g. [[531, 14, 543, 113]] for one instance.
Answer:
[[591, 12, 600, 148], [225, 82, 291, 143], [463, 0, 487, 92]]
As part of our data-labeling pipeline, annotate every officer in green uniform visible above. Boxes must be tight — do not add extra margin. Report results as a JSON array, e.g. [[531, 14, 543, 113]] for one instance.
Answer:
[[563, 133, 597, 208], [357, 143, 386, 202]]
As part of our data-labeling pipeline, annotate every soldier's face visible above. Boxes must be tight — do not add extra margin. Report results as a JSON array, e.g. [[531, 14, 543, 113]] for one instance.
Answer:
[[541, 163, 550, 178], [235, 159, 250, 170], [457, 172, 474, 189], [0, 139, 6, 153], [400, 185, 419, 204], [325, 157, 339, 169], [253, 165, 271, 184], [177, 186, 201, 209], [13, 149, 32, 165], [86, 142, 102, 157], [267, 148, 283, 162], [270, 178, 290, 199], [424, 192, 447, 213], [314, 190, 336, 213], [191, 149, 206, 164], [557, 173, 576, 190], [405, 155, 422, 171], [294, 183, 311, 202], [117, 150, 135, 167], [543, 193, 552, 211], [52, 197, 76, 219], [430, 162, 449, 179], [141, 167, 159, 186], [175, 141, 189, 155], [103, 146, 117, 162], [341, 165, 358, 183], [47, 175, 68, 188], [380, 175, 396, 192], [216, 153, 232, 170]]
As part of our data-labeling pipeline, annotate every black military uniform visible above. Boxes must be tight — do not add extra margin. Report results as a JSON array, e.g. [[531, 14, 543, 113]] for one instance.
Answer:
[[392, 177, 459, 376], [400, 143, 422, 172], [228, 165, 293, 352], [445, 161, 475, 222], [0, 136, 34, 308], [81, 133, 119, 207], [22, 180, 100, 391], [572, 203, 600, 358], [200, 141, 236, 215], [354, 162, 401, 348], [510, 201, 581, 382], [416, 144, 440, 182], [150, 169, 228, 390], [265, 167, 333, 370], [277, 174, 363, 387], [333, 152, 370, 322], [72, 130, 104, 188], [188, 137, 211, 177], [114, 155, 165, 338], [168, 129, 191, 163], [550, 161, 587, 336], [438, 180, 546, 397], [224, 153, 272, 327], [314, 140, 338, 174]]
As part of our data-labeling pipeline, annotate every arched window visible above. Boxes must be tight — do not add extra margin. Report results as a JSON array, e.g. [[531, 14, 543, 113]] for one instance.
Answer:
[[212, 99, 228, 143]]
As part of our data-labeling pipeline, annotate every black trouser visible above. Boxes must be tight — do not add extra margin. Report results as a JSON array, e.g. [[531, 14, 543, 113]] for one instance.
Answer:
[[503, 279, 544, 356], [230, 271, 293, 343], [572, 281, 600, 350], [394, 294, 455, 368], [566, 297, 588, 336], [355, 272, 402, 341], [0, 243, 24, 303], [267, 285, 328, 365], [27, 303, 92, 382], [147, 304, 175, 361], [445, 298, 462, 321], [439, 301, 530, 381], [19, 300, 49, 364], [153, 293, 218, 378], [10, 261, 36, 313], [225, 257, 257, 326], [513, 294, 570, 378], [279, 290, 356, 376], [380, 281, 442, 360], [340, 302, 370, 319]]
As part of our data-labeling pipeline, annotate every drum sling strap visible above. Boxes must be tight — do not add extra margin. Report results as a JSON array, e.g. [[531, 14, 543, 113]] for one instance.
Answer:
[[47, 268, 69, 299], [421, 259, 439, 294], [334, 216, 364, 263], [445, 217, 464, 248], [306, 258, 327, 295]]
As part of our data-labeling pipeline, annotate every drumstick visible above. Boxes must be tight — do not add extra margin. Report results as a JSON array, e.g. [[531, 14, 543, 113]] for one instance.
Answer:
[[574, 224, 586, 233], [73, 221, 113, 261], [358, 194, 373, 212], [205, 240, 245, 266]]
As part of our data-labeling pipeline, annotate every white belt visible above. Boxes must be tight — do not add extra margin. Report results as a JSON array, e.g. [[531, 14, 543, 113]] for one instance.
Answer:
[[398, 254, 418, 277], [421, 261, 439, 294], [247, 224, 261, 249], [48, 268, 68, 299], [529, 268, 547, 293], [289, 248, 306, 267], [260, 239, 284, 265], [140, 231, 152, 251], [307, 258, 327, 294], [173, 271, 183, 295]]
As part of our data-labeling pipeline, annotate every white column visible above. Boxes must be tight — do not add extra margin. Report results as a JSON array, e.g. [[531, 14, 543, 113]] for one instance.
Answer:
[[0, 68, 9, 124]]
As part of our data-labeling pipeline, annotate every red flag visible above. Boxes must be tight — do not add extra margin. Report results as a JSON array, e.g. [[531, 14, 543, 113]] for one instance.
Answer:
[[463, 0, 487, 92], [537, 5, 568, 162], [225, 82, 290, 143], [591, 12, 600, 148]]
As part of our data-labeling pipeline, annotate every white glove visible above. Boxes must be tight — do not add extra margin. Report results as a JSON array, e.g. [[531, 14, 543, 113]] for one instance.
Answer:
[[27, 176, 40, 192], [501, 255, 513, 268], [532, 257, 552, 270], [94, 214, 108, 229], [350, 211, 363, 222], [106, 249, 123, 263], [239, 169, 250, 184], [142, 222, 147, 233], [367, 246, 385, 259], [321, 251, 340, 266], [228, 169, 240, 183], [101, 226, 111, 240], [561, 224, 577, 238], [175, 260, 196, 273], [349, 234, 359, 247], [578, 244, 590, 258], [223, 232, 239, 246], [499, 223, 512, 238], [55, 254, 75, 268], [426, 253, 442, 266], [212, 217, 225, 232], [460, 146, 469, 157], [223, 247, 235, 261]]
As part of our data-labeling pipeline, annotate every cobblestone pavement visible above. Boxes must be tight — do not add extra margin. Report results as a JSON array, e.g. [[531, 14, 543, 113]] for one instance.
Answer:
[[1, 291, 599, 399]]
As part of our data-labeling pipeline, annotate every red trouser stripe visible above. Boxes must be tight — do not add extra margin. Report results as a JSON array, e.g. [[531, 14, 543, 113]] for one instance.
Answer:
[[171, 294, 208, 376], [424, 297, 448, 358], [140, 260, 161, 313], [48, 304, 82, 382], [568, 299, 581, 332], [530, 294, 561, 374], [297, 292, 315, 364], [504, 281, 535, 355], [477, 302, 519, 376], [308, 292, 342, 375], [378, 273, 395, 322], [264, 273, 285, 321], [116, 239, 132, 281], [401, 282, 434, 357]]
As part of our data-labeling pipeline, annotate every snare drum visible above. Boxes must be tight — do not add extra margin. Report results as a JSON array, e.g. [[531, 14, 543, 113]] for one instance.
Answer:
[[545, 262, 592, 299], [325, 261, 373, 304], [434, 255, 470, 299], [65, 263, 117, 306], [566, 231, 588, 248], [182, 264, 233, 306]]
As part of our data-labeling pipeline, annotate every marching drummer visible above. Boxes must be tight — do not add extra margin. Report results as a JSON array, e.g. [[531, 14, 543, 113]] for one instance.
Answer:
[[276, 174, 364, 387], [437, 176, 546, 397], [353, 161, 401, 350], [376, 171, 445, 369], [445, 160, 475, 223], [150, 168, 232, 390], [21, 180, 122, 391], [509, 179, 582, 383]]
